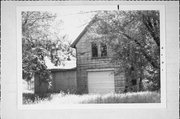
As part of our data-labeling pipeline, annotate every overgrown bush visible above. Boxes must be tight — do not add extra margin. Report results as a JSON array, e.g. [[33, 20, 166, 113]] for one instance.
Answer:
[[81, 91, 160, 103], [23, 93, 52, 104]]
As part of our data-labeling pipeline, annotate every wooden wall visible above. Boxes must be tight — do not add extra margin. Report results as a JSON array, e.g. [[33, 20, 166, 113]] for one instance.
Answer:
[[76, 29, 125, 94], [34, 73, 49, 94], [34, 69, 77, 94], [51, 69, 77, 93]]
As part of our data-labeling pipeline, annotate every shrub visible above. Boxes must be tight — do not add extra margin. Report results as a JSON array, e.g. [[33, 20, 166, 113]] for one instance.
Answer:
[[81, 91, 160, 103], [23, 93, 52, 104]]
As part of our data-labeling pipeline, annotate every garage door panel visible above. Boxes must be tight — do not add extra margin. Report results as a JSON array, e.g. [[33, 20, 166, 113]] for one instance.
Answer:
[[88, 70, 115, 94]]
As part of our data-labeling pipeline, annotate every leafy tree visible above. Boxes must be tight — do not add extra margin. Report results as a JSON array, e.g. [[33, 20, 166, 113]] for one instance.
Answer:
[[88, 10, 160, 91], [22, 11, 75, 86]]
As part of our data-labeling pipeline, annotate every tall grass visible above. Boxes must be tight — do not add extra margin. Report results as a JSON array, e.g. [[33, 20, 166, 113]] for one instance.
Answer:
[[23, 91, 160, 105], [81, 91, 160, 103], [23, 93, 52, 104]]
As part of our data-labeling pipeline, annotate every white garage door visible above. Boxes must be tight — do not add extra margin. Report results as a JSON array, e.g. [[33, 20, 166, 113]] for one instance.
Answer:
[[87, 71, 115, 94]]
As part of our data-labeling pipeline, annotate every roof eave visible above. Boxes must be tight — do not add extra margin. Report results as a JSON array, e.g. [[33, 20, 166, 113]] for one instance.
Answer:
[[70, 26, 88, 48]]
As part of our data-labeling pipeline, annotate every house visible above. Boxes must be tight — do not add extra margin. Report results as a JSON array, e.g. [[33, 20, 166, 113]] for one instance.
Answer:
[[34, 19, 139, 95], [70, 22, 126, 94]]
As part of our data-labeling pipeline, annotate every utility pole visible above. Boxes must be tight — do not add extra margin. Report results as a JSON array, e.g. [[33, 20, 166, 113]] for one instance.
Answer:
[[117, 5, 119, 10]]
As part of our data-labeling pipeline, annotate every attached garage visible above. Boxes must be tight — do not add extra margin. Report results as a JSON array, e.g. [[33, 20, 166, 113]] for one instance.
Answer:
[[34, 68, 77, 94], [87, 69, 115, 94], [51, 68, 77, 93]]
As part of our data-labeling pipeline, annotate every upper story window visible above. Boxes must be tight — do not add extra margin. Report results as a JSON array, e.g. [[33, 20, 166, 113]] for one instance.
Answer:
[[91, 42, 98, 58], [91, 42, 107, 58], [100, 43, 107, 57]]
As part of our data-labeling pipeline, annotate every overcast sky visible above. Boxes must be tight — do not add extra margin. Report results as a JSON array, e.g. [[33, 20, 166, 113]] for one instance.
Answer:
[[48, 5, 116, 43], [54, 10, 96, 43]]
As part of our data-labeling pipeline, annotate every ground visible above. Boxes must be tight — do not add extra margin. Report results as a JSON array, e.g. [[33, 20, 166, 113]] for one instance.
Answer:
[[23, 91, 160, 105]]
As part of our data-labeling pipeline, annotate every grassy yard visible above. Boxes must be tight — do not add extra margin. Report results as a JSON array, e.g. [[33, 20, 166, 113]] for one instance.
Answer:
[[23, 91, 160, 105]]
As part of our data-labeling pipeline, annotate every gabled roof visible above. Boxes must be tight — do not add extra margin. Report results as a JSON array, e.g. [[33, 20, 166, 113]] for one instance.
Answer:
[[70, 16, 97, 48], [70, 26, 88, 48]]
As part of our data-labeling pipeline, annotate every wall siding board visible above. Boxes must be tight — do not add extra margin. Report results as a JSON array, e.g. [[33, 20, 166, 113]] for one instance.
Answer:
[[52, 70, 77, 93], [34, 69, 77, 94], [76, 29, 125, 94]]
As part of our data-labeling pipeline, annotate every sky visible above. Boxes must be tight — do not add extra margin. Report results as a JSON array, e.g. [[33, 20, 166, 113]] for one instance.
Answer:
[[54, 10, 96, 43], [48, 5, 117, 43]]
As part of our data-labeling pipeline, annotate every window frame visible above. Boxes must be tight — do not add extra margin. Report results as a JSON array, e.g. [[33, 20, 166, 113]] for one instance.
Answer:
[[100, 42, 108, 57], [91, 42, 98, 58], [91, 42, 108, 59]]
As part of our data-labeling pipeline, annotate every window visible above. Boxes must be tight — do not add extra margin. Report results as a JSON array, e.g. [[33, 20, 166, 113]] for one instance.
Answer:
[[91, 42, 108, 58], [100, 43, 107, 57], [91, 42, 98, 57], [131, 79, 137, 85]]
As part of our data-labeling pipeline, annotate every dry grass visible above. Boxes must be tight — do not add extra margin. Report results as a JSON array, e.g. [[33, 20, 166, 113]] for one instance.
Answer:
[[23, 91, 160, 105], [81, 91, 160, 103]]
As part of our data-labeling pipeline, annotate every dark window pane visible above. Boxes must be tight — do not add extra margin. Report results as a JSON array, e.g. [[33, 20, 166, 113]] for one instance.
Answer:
[[131, 79, 137, 85], [100, 43, 107, 57], [92, 42, 98, 57]]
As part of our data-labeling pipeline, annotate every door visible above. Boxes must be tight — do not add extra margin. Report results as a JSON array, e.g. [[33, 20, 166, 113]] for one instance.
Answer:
[[87, 70, 114, 94]]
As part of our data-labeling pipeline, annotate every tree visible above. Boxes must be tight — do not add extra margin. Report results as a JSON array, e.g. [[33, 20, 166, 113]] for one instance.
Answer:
[[22, 11, 75, 86], [88, 10, 160, 91]]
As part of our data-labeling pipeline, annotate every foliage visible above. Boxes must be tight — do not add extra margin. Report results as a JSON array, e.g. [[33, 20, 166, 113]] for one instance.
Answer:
[[88, 10, 160, 91], [22, 11, 75, 84], [23, 93, 52, 104], [81, 91, 160, 103]]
